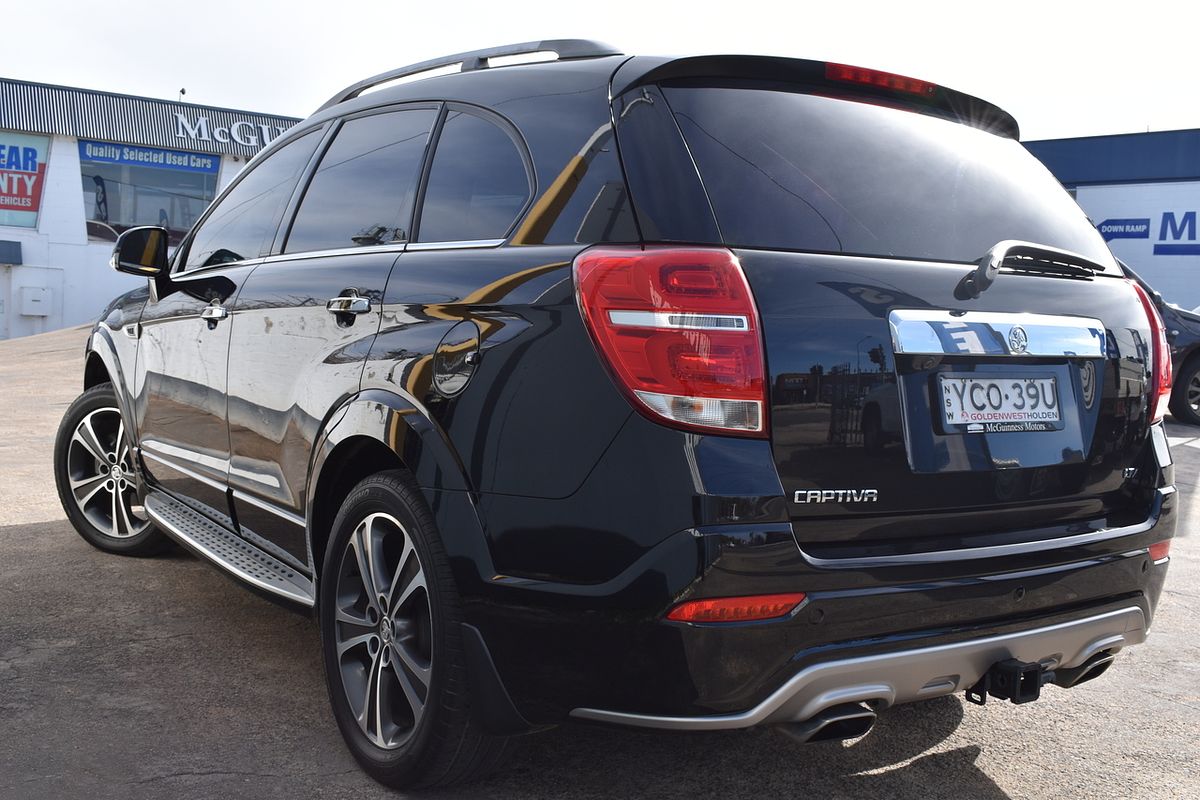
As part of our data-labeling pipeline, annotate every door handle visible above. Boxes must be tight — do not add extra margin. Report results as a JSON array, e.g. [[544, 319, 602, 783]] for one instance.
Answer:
[[326, 290, 371, 315], [200, 304, 229, 322]]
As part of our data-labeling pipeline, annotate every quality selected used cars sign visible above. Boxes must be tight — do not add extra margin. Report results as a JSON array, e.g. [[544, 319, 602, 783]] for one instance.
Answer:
[[0, 131, 50, 228], [77, 140, 220, 174]]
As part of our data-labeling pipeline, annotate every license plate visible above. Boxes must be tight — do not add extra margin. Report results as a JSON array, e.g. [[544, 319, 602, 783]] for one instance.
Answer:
[[939, 374, 1060, 431]]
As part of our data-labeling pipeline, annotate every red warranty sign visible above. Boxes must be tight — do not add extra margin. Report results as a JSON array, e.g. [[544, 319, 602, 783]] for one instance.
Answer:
[[0, 132, 50, 228]]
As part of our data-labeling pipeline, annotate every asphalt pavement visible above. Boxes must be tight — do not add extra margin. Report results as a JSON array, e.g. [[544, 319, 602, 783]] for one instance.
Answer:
[[1, 326, 1197, 800]]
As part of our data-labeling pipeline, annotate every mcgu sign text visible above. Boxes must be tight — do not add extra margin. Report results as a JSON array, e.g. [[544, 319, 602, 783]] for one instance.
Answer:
[[174, 113, 290, 149]]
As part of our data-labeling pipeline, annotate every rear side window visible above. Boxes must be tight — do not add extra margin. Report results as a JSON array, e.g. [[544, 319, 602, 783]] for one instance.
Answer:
[[286, 108, 437, 253], [417, 111, 530, 242], [183, 131, 319, 269], [651, 85, 1115, 268]]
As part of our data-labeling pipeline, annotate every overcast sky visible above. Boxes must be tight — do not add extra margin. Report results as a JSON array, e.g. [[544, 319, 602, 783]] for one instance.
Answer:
[[11, 0, 1198, 141]]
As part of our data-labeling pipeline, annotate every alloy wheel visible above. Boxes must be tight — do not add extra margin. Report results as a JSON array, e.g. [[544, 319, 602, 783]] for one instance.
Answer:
[[1188, 372, 1200, 413], [66, 406, 150, 539], [333, 512, 433, 750]]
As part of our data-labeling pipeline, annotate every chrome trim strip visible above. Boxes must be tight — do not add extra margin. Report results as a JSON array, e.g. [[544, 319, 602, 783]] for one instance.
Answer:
[[141, 448, 227, 493], [174, 257, 266, 279], [405, 238, 504, 251], [798, 487, 1173, 569], [608, 310, 749, 331], [264, 243, 407, 264], [570, 606, 1146, 730], [230, 488, 307, 528], [145, 494, 314, 608], [888, 309, 1106, 358]]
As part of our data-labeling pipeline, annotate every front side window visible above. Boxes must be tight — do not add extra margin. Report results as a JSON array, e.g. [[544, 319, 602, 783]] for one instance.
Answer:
[[285, 109, 437, 254], [418, 111, 530, 242], [182, 131, 319, 270]]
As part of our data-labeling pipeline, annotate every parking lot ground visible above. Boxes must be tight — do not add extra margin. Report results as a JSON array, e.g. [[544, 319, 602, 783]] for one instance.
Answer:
[[1, 326, 1197, 800]]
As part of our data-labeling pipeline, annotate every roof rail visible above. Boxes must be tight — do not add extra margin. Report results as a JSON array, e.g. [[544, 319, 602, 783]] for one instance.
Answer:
[[316, 39, 622, 112]]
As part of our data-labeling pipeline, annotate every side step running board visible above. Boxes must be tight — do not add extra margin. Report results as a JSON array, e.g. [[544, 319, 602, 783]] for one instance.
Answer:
[[144, 491, 315, 607]]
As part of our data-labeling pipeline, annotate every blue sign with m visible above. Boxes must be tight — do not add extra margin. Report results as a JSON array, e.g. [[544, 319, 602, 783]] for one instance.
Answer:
[[1154, 211, 1200, 255]]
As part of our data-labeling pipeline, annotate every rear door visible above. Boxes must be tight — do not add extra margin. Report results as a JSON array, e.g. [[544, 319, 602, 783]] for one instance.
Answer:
[[135, 130, 322, 521], [225, 105, 439, 566], [616, 80, 1159, 558]]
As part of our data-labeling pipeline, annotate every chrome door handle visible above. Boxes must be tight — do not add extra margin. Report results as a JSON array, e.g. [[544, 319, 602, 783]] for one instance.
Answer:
[[326, 291, 371, 315], [200, 305, 229, 321]]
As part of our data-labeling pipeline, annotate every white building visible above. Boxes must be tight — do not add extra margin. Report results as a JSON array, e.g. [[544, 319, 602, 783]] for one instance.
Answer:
[[0, 78, 299, 339]]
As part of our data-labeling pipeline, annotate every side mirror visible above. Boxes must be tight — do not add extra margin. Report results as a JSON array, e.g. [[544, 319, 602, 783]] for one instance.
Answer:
[[111, 226, 169, 277]]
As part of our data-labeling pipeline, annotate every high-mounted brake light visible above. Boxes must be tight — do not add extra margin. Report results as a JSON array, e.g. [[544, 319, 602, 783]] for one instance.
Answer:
[[1130, 281, 1173, 424], [825, 62, 937, 96], [573, 246, 767, 437], [666, 593, 808, 623]]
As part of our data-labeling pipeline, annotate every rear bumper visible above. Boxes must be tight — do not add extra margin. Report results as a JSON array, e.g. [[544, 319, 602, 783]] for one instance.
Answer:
[[459, 423, 1175, 728], [570, 605, 1146, 730]]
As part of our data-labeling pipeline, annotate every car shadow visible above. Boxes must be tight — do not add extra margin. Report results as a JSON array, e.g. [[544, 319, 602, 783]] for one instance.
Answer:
[[137, 544, 1011, 799], [440, 696, 1010, 800]]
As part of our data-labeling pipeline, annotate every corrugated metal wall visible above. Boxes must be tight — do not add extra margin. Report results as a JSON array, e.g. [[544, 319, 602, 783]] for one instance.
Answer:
[[0, 78, 300, 157]]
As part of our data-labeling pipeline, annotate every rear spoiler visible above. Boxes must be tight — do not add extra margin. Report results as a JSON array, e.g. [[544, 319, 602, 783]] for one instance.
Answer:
[[610, 55, 1019, 139]]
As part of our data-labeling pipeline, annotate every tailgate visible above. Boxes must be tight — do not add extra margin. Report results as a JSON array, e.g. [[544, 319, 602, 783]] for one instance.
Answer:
[[739, 249, 1157, 555]]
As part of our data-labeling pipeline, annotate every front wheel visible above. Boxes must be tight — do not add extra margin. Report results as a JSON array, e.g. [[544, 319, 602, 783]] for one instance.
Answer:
[[319, 470, 512, 789], [53, 383, 167, 555]]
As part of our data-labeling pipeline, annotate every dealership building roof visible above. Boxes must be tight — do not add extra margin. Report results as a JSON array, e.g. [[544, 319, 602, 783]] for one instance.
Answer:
[[1025, 128, 1200, 187]]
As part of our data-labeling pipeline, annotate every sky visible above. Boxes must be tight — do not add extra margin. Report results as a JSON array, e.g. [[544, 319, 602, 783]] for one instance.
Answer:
[[10, 0, 1200, 141]]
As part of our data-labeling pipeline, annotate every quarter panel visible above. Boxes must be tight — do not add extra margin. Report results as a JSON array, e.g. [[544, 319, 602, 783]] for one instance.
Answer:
[[362, 245, 632, 499]]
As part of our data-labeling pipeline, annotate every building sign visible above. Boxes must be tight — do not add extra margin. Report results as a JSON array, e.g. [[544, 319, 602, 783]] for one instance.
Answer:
[[78, 140, 219, 174], [174, 113, 289, 149], [0, 131, 49, 228], [1076, 181, 1200, 310]]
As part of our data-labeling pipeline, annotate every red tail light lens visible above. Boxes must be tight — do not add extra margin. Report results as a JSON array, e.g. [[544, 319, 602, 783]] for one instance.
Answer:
[[667, 592, 808, 623], [1148, 540, 1171, 562], [825, 62, 937, 96], [1130, 281, 1173, 423], [573, 246, 767, 437]]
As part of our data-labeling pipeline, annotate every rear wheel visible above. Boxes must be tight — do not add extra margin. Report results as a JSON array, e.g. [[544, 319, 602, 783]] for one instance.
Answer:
[[1169, 356, 1200, 425], [53, 383, 167, 555], [319, 470, 512, 788]]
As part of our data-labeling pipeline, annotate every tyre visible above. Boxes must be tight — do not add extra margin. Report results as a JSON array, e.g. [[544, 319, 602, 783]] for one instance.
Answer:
[[319, 470, 512, 789], [53, 383, 168, 555], [1169, 356, 1200, 426]]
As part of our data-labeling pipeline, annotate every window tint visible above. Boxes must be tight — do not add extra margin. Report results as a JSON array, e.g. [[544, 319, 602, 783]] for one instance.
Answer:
[[658, 86, 1115, 268], [418, 111, 530, 242], [183, 131, 319, 270], [286, 109, 437, 253]]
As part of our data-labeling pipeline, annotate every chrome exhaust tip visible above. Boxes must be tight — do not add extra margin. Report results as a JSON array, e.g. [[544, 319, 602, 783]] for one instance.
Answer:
[[778, 702, 877, 744], [1053, 650, 1117, 689]]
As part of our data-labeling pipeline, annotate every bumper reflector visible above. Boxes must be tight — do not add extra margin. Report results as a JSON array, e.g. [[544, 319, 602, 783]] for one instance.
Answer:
[[667, 592, 807, 623], [1149, 540, 1171, 562]]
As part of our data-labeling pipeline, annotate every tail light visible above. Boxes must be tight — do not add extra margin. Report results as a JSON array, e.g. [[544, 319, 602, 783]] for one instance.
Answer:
[[666, 592, 807, 623], [1130, 281, 1173, 423], [573, 246, 767, 437]]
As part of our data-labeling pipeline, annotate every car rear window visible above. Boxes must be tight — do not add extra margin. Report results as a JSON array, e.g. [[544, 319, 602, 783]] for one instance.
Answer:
[[658, 85, 1115, 269]]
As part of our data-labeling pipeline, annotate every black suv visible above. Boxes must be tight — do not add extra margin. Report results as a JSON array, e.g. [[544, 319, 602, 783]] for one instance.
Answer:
[[54, 41, 1176, 789]]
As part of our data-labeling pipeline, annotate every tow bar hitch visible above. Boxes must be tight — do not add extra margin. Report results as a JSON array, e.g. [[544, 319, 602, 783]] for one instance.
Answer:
[[965, 659, 1054, 705]]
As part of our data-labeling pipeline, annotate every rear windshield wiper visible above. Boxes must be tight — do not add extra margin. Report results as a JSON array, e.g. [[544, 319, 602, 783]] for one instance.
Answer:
[[957, 240, 1108, 300]]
